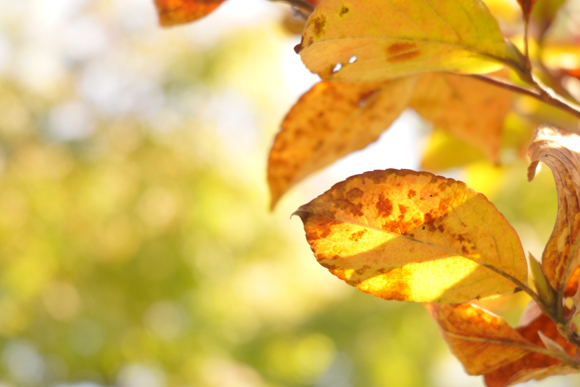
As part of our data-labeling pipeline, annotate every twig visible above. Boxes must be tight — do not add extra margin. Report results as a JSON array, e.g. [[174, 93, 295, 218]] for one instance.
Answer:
[[469, 74, 580, 122]]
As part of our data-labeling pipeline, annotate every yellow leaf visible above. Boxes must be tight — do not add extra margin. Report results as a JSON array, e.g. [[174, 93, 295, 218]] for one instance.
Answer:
[[268, 78, 415, 209], [410, 72, 513, 163], [426, 303, 530, 375], [294, 170, 528, 303], [528, 125, 580, 293], [297, 0, 521, 82], [154, 0, 226, 27]]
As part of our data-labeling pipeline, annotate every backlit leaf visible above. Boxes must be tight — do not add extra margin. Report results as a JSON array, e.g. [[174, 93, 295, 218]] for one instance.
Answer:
[[294, 170, 528, 303], [426, 303, 530, 375], [410, 72, 513, 163], [296, 0, 521, 82], [268, 78, 415, 209], [528, 125, 580, 293], [483, 302, 579, 387], [154, 0, 226, 27]]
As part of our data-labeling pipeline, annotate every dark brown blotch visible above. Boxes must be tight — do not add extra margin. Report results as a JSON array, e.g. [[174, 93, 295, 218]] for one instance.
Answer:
[[339, 6, 349, 16], [376, 194, 393, 217], [407, 190, 416, 199], [387, 42, 417, 55], [313, 16, 327, 37], [461, 246, 469, 255]]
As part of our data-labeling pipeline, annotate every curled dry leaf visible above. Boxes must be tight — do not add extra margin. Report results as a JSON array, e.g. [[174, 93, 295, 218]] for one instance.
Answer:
[[426, 303, 530, 375], [294, 170, 527, 303], [528, 125, 580, 294], [268, 78, 415, 209], [154, 0, 226, 27], [483, 302, 579, 387], [296, 0, 519, 82], [410, 72, 513, 163]]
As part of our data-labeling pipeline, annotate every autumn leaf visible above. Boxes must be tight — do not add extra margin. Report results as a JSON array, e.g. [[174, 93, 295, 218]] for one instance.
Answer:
[[268, 78, 415, 209], [296, 0, 526, 82], [528, 125, 580, 294], [483, 302, 579, 387], [410, 72, 513, 163], [426, 303, 531, 375], [294, 170, 528, 303], [154, 0, 226, 27]]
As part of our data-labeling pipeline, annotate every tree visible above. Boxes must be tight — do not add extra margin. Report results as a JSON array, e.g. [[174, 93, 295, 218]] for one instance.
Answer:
[[154, 0, 580, 385]]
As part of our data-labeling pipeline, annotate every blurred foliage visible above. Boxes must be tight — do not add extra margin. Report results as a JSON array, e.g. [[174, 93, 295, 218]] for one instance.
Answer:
[[0, 0, 579, 386]]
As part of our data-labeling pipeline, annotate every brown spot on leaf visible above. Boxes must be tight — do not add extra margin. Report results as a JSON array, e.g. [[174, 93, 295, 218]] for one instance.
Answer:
[[313, 16, 327, 37], [407, 190, 416, 199], [437, 224, 445, 232], [462, 246, 469, 255], [383, 220, 400, 232], [398, 204, 407, 215], [424, 212, 435, 223], [355, 265, 371, 275], [346, 187, 364, 200], [387, 42, 417, 55], [376, 194, 393, 217], [349, 229, 368, 242], [339, 6, 349, 16]]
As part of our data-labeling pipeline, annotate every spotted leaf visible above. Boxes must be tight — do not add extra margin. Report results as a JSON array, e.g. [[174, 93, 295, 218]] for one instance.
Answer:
[[294, 169, 528, 303], [296, 0, 525, 82]]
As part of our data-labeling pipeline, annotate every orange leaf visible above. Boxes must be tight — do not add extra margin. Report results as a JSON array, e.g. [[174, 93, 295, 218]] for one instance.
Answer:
[[154, 0, 226, 27], [410, 72, 513, 163], [268, 78, 415, 209], [484, 303, 579, 387], [426, 303, 530, 375], [294, 170, 527, 302], [528, 125, 580, 293]]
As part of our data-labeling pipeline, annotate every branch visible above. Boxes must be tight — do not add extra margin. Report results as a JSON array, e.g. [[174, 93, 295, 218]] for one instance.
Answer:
[[469, 74, 580, 123]]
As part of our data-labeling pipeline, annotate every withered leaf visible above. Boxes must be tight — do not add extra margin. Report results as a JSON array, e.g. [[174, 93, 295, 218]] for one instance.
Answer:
[[154, 0, 226, 27], [297, 0, 520, 82], [294, 170, 528, 303], [426, 303, 530, 375], [410, 72, 513, 163], [484, 302, 579, 387], [528, 125, 580, 294], [268, 78, 415, 209]]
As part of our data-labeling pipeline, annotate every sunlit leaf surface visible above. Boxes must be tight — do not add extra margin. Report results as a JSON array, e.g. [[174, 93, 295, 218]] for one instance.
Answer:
[[268, 77, 415, 209], [294, 170, 527, 303], [297, 0, 514, 82]]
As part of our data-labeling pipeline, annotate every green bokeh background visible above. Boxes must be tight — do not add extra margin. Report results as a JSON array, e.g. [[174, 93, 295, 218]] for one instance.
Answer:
[[0, 1, 579, 386]]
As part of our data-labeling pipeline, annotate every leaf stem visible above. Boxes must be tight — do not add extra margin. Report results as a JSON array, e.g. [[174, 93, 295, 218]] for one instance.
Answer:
[[446, 332, 580, 369], [469, 74, 580, 122]]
